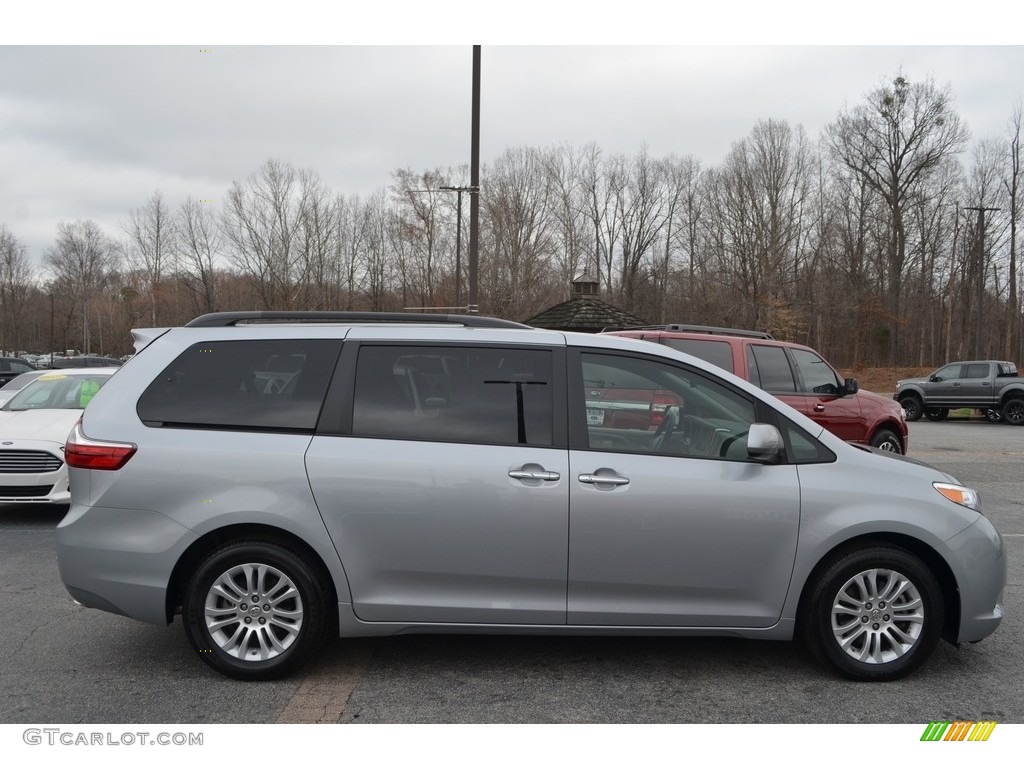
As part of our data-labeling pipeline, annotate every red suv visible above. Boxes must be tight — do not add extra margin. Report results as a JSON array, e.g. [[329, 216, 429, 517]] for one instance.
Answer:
[[604, 325, 908, 453]]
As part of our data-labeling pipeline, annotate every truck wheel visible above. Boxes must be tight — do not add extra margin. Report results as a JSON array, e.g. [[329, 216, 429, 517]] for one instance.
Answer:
[[869, 428, 903, 453], [898, 395, 923, 422], [1001, 398, 1024, 426], [924, 408, 948, 422], [984, 409, 1003, 423]]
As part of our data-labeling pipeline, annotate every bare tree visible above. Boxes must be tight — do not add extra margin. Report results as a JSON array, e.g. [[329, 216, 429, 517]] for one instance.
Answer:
[[654, 154, 700, 323], [827, 73, 969, 360], [963, 139, 1010, 358], [122, 190, 172, 325], [579, 144, 621, 297], [615, 146, 667, 312], [295, 169, 338, 309], [1003, 103, 1022, 361], [482, 146, 557, 318], [391, 168, 449, 307], [704, 120, 813, 332], [223, 159, 309, 309], [45, 220, 117, 353], [175, 197, 221, 315], [0, 225, 35, 353], [542, 144, 594, 289]]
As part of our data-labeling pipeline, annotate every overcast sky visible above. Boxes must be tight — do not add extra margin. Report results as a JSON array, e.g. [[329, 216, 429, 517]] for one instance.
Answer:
[[4, 4, 1024, 272]]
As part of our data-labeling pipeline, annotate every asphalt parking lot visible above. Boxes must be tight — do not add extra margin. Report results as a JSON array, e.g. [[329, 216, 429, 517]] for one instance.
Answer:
[[0, 418, 1021, 724]]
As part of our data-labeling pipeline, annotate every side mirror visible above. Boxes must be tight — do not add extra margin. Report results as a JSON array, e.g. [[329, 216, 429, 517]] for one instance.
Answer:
[[929, 374, 940, 382], [746, 424, 783, 463], [843, 377, 859, 395]]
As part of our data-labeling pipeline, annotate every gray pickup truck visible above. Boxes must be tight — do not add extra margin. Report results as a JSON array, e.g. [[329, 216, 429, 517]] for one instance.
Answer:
[[895, 360, 1024, 424]]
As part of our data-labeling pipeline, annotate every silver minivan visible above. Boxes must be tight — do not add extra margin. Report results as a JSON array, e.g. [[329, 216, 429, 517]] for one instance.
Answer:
[[55, 312, 1005, 681]]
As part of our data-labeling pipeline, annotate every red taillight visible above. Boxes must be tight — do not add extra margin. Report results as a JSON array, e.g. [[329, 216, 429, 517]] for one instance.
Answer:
[[65, 418, 137, 470], [650, 391, 678, 426]]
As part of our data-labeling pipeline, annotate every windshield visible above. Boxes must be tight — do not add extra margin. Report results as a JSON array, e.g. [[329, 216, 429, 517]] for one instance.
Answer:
[[3, 372, 111, 411], [0, 371, 45, 392]]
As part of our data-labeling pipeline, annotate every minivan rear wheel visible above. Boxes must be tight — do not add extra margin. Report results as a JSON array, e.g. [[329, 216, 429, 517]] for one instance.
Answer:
[[800, 545, 943, 681], [183, 541, 330, 680]]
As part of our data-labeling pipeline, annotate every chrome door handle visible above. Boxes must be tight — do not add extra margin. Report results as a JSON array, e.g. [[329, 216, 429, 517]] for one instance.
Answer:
[[814, 404, 825, 412], [508, 470, 560, 481], [578, 474, 630, 486]]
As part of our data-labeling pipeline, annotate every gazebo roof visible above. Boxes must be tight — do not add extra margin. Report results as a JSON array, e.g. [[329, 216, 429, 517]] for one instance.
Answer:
[[524, 296, 649, 333]]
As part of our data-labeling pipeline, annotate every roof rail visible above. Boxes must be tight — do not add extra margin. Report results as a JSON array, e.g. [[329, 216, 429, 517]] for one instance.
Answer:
[[603, 323, 774, 339], [184, 311, 531, 329]]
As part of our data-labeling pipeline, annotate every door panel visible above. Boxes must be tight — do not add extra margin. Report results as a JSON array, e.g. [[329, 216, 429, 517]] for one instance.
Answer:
[[567, 349, 801, 628], [308, 342, 568, 625], [308, 438, 569, 624], [567, 450, 800, 626]]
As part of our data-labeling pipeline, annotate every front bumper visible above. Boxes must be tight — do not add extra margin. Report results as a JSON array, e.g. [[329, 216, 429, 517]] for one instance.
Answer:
[[942, 513, 1006, 643], [0, 441, 70, 503]]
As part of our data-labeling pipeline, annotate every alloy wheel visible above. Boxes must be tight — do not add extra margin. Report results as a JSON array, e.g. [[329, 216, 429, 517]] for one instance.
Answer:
[[830, 568, 924, 664], [204, 562, 304, 661]]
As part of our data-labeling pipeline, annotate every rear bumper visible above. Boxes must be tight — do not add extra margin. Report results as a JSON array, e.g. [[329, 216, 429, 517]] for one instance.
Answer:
[[56, 503, 197, 625]]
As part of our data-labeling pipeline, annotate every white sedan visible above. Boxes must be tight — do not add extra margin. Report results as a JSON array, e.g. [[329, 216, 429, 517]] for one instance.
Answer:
[[0, 368, 117, 504]]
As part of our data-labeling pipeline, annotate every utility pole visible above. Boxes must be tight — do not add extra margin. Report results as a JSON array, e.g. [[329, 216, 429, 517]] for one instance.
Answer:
[[964, 206, 1000, 359], [439, 185, 479, 309], [468, 45, 481, 313]]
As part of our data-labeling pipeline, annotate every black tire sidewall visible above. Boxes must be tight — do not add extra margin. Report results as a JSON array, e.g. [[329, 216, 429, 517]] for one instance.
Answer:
[[1002, 398, 1024, 426], [803, 546, 943, 682], [183, 541, 329, 680], [869, 428, 901, 453], [899, 396, 922, 421]]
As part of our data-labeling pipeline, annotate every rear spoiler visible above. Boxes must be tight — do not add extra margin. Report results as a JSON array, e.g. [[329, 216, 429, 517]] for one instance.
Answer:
[[131, 328, 172, 354]]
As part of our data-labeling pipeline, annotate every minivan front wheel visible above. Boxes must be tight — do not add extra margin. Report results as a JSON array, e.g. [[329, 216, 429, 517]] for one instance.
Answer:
[[801, 545, 943, 681], [183, 541, 330, 680]]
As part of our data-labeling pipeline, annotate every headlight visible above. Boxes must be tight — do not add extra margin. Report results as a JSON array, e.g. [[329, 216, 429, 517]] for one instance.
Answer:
[[933, 482, 980, 511]]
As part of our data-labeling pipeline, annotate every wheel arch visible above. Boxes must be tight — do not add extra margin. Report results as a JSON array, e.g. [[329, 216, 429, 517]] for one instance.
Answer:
[[795, 532, 961, 644], [165, 523, 340, 627], [896, 387, 923, 401], [998, 389, 1024, 408], [869, 420, 907, 453]]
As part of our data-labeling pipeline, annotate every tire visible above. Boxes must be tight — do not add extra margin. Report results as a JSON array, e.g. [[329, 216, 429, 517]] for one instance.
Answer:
[[898, 395, 923, 422], [1001, 398, 1024, 426], [869, 428, 902, 454], [983, 409, 1002, 423], [924, 408, 948, 422], [799, 545, 943, 681], [183, 540, 331, 680]]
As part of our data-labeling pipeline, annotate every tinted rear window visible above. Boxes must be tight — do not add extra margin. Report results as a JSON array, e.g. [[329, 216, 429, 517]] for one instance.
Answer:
[[662, 338, 735, 373], [749, 345, 797, 392], [137, 339, 342, 431], [352, 345, 553, 446]]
